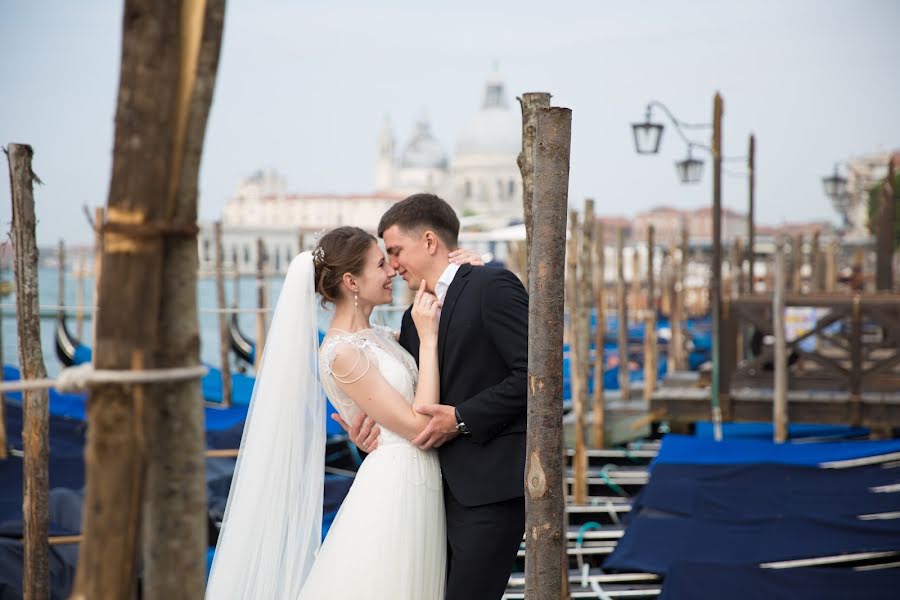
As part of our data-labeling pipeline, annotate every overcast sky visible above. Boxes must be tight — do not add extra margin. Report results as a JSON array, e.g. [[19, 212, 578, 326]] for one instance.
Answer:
[[2, 0, 898, 246]]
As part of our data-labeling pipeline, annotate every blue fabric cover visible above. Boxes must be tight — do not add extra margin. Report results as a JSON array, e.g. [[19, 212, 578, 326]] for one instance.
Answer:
[[632, 463, 900, 521], [654, 434, 900, 466], [694, 421, 870, 441], [605, 511, 900, 574], [659, 561, 900, 600]]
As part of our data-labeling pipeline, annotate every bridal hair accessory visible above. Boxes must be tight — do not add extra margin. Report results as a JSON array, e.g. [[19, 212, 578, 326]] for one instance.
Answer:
[[312, 244, 326, 267], [312, 228, 328, 267]]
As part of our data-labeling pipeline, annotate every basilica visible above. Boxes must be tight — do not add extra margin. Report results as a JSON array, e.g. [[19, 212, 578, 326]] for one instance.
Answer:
[[376, 71, 523, 226], [199, 72, 524, 274]]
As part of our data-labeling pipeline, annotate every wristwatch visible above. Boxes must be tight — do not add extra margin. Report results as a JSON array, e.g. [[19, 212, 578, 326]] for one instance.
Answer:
[[454, 408, 470, 435]]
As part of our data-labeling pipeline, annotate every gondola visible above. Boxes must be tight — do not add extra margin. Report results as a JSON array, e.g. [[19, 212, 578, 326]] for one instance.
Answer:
[[54, 313, 91, 367], [228, 312, 255, 366]]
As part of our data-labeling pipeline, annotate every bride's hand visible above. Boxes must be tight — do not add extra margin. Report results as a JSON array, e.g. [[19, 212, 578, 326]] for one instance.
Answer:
[[411, 280, 441, 344], [449, 248, 485, 266]]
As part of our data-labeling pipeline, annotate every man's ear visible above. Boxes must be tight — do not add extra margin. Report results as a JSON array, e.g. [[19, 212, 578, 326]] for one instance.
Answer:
[[423, 230, 439, 256]]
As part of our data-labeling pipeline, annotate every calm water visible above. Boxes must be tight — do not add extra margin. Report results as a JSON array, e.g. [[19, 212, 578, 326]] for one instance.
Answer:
[[1, 267, 406, 377]]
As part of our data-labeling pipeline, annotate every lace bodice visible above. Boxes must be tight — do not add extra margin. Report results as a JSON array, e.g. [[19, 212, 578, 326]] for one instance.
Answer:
[[319, 325, 419, 447]]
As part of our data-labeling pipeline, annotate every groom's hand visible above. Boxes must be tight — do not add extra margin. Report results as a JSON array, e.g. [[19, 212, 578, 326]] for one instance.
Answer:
[[332, 413, 381, 453], [411, 405, 460, 450]]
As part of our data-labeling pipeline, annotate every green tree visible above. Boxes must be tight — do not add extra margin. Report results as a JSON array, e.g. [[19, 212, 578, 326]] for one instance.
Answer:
[[867, 169, 900, 249]]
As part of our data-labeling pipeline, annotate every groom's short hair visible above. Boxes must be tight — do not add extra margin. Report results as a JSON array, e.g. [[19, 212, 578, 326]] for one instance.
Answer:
[[378, 193, 460, 248]]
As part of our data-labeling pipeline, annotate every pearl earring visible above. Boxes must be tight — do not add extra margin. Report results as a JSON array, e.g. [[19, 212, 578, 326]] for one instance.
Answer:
[[354, 293, 358, 309]]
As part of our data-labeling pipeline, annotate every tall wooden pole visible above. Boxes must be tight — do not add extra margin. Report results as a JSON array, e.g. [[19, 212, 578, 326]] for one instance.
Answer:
[[643, 225, 657, 405], [255, 237, 268, 371], [810, 230, 822, 293], [143, 3, 225, 595], [746, 133, 755, 294], [773, 236, 788, 442], [710, 92, 724, 441], [792, 234, 803, 293], [591, 218, 606, 448], [825, 241, 837, 293], [517, 92, 552, 281], [876, 159, 896, 291], [0, 250, 5, 461], [566, 211, 587, 505], [75, 252, 87, 339], [57, 239, 66, 319], [616, 229, 629, 399], [674, 225, 688, 371], [214, 221, 232, 407], [525, 106, 572, 600], [577, 201, 593, 469], [8, 143, 50, 600], [733, 238, 744, 297], [73, 2, 219, 596], [0, 245, 5, 461], [92, 207, 105, 347]]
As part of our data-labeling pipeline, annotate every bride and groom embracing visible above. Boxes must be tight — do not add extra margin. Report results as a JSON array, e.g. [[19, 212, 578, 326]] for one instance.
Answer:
[[206, 193, 529, 599]]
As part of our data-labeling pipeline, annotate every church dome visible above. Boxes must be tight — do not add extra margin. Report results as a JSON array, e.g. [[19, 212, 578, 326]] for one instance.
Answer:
[[399, 119, 448, 169], [455, 75, 521, 157]]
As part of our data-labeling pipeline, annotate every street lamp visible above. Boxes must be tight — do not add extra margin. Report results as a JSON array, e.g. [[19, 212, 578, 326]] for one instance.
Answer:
[[821, 165, 848, 202], [631, 107, 665, 154], [675, 145, 704, 184], [630, 95, 732, 441]]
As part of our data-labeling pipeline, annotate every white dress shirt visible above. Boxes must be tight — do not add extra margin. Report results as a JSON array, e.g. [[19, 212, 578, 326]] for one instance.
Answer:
[[434, 262, 460, 304]]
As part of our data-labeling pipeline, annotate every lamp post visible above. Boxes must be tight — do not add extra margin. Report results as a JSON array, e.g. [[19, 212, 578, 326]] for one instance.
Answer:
[[631, 94, 728, 441]]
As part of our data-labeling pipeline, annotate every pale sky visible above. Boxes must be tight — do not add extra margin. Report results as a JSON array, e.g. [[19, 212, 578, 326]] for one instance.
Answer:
[[2, 0, 898, 246]]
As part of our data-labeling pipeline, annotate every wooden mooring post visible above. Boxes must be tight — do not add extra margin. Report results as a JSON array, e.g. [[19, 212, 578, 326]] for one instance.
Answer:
[[566, 211, 587, 505], [75, 251, 87, 339], [773, 237, 788, 442], [525, 105, 572, 600], [8, 143, 50, 600], [73, 1, 223, 597], [876, 158, 896, 292], [643, 225, 657, 405], [214, 221, 232, 407], [255, 238, 268, 372], [616, 229, 629, 399], [57, 240, 66, 320], [673, 225, 688, 371], [591, 217, 606, 448], [142, 2, 225, 595], [517, 92, 552, 278]]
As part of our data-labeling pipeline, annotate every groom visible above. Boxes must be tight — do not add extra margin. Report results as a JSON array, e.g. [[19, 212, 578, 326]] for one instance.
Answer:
[[340, 193, 528, 600]]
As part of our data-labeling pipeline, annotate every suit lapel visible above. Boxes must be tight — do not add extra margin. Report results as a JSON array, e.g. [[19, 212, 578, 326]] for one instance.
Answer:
[[438, 264, 471, 369]]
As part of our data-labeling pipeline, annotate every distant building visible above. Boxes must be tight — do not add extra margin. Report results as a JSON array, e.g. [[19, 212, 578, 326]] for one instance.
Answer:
[[201, 70, 524, 273], [377, 69, 523, 226], [841, 151, 894, 240], [633, 205, 747, 247]]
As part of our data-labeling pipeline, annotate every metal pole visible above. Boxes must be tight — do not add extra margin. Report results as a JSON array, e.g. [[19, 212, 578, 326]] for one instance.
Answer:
[[711, 92, 724, 441]]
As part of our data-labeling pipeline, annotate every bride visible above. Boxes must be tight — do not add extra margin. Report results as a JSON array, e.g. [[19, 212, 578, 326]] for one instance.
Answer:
[[206, 226, 482, 599]]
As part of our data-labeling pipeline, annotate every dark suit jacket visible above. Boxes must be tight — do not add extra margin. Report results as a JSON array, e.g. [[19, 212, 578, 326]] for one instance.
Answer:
[[398, 264, 529, 507]]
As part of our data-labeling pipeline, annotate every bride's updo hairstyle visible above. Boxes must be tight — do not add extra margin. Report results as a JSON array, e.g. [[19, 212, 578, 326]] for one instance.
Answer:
[[313, 226, 377, 307]]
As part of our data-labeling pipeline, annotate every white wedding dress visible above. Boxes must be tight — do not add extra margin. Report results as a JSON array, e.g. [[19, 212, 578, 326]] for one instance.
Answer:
[[298, 325, 447, 600]]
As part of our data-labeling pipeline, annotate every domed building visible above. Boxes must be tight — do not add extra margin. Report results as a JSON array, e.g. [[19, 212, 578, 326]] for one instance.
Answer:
[[376, 116, 449, 197], [376, 71, 523, 226], [451, 73, 523, 223]]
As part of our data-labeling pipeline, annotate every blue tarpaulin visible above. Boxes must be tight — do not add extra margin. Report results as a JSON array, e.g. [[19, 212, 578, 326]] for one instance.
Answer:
[[659, 561, 900, 600], [693, 421, 870, 441], [653, 434, 900, 466], [605, 512, 900, 574], [632, 463, 900, 521]]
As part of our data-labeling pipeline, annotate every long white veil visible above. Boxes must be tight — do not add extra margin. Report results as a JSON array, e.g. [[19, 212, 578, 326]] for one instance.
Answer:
[[206, 252, 324, 599]]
